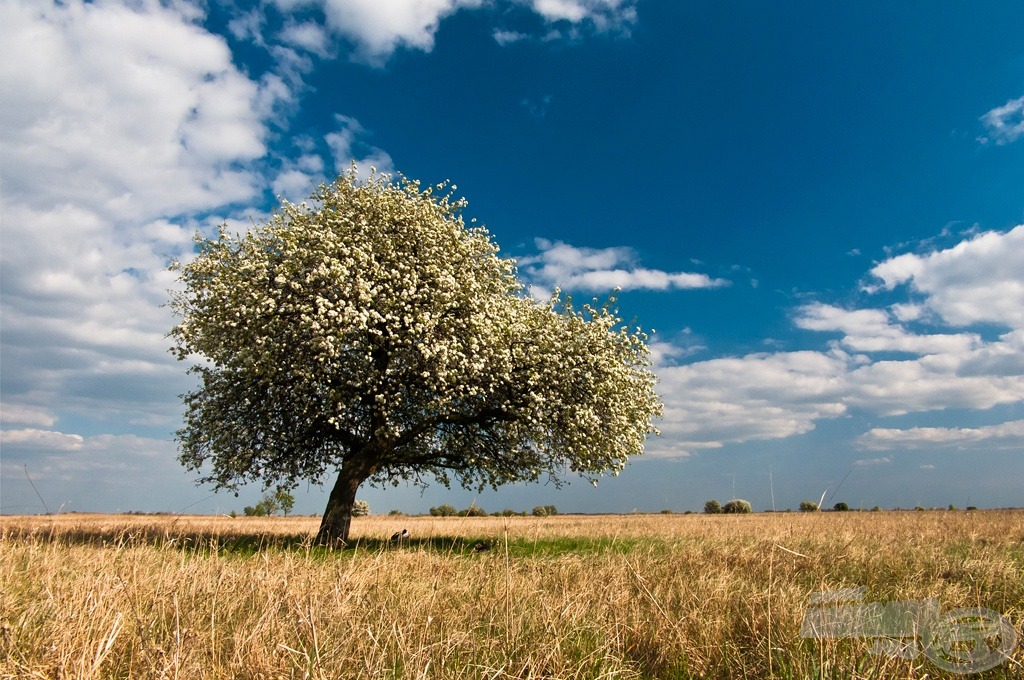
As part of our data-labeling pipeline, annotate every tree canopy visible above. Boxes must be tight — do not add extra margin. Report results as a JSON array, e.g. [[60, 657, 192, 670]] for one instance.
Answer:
[[171, 171, 662, 543]]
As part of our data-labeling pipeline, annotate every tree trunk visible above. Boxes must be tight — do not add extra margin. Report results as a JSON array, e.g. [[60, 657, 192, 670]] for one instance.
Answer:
[[315, 463, 367, 546]]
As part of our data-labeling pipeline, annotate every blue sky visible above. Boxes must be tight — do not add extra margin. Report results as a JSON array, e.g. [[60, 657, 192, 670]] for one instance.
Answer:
[[2, 0, 1022, 516]]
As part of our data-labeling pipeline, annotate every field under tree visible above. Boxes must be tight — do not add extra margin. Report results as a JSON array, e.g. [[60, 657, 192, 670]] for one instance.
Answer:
[[2, 511, 1022, 679]]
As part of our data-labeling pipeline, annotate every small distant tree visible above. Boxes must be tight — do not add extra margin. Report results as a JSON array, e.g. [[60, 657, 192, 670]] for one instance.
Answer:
[[799, 500, 819, 512], [722, 499, 751, 514], [275, 489, 295, 516], [532, 505, 548, 517], [833, 502, 849, 512], [704, 499, 722, 514], [544, 504, 558, 516], [429, 503, 457, 517], [459, 504, 487, 517], [171, 172, 662, 545], [242, 505, 261, 516], [351, 499, 370, 516]]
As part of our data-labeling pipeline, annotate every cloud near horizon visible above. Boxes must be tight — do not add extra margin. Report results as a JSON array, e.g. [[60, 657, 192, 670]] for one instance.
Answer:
[[856, 420, 1024, 451], [653, 226, 1024, 455]]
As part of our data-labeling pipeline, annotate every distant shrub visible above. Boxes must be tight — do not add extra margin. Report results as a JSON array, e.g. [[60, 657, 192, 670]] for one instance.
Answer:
[[351, 499, 370, 517], [833, 502, 849, 512], [388, 509, 404, 516], [870, 506, 882, 512], [459, 505, 486, 517], [532, 506, 548, 517], [429, 503, 457, 517], [704, 500, 722, 514], [799, 500, 819, 512], [660, 508, 673, 514], [915, 506, 925, 512], [948, 504, 957, 511], [966, 506, 978, 511], [722, 499, 751, 514]]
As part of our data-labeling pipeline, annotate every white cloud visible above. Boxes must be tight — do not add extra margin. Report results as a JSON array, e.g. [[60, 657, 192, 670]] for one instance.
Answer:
[[325, 115, 395, 178], [294, 0, 484, 66], [795, 303, 981, 355], [1, 428, 84, 451], [856, 420, 1024, 451], [529, 0, 637, 29], [0, 404, 57, 428], [655, 349, 851, 449], [271, 154, 327, 202], [649, 228, 1024, 457], [520, 239, 730, 294], [843, 342, 1024, 416], [866, 225, 1024, 330], [979, 96, 1024, 145], [265, 0, 638, 64], [854, 457, 891, 466], [0, 1, 273, 453], [0, 0, 267, 223], [278, 19, 331, 56], [493, 29, 530, 45]]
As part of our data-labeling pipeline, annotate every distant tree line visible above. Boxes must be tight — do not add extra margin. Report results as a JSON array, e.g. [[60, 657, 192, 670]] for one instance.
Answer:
[[427, 503, 559, 517]]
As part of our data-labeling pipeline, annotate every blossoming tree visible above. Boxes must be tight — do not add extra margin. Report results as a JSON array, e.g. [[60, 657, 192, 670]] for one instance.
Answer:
[[171, 172, 662, 544]]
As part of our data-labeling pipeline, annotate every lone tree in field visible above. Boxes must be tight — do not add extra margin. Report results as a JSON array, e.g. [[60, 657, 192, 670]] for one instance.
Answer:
[[171, 172, 662, 544]]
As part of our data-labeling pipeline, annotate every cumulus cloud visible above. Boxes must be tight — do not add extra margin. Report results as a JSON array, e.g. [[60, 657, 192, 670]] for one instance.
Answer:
[[528, 0, 638, 31], [520, 239, 730, 295], [325, 115, 396, 178], [979, 96, 1024, 146], [265, 0, 638, 64], [0, 1, 266, 222], [1, 431, 184, 512], [856, 420, 1024, 451], [654, 349, 851, 450], [278, 19, 331, 56], [866, 225, 1024, 329], [650, 227, 1024, 456], [267, 0, 483, 66], [0, 429, 84, 451], [0, 0, 270, 455], [795, 303, 981, 355], [0, 404, 57, 428]]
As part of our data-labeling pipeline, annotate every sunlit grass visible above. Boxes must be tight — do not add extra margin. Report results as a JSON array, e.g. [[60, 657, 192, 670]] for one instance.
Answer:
[[2, 511, 1022, 678]]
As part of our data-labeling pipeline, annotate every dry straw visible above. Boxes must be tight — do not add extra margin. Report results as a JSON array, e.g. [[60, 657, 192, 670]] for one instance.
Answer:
[[2, 511, 1022, 678]]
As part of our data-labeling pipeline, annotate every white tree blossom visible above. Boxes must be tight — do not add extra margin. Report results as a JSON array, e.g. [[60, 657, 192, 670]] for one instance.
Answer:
[[171, 171, 661, 543]]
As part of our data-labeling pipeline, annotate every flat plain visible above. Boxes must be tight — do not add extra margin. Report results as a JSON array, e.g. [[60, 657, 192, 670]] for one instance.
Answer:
[[2, 510, 1022, 679]]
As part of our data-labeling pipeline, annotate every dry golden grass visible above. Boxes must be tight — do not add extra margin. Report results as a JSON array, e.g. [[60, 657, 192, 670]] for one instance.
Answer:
[[2, 511, 1022, 678]]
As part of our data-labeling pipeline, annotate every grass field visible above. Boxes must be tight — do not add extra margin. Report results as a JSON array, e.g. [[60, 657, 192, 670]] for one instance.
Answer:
[[1, 510, 1022, 678]]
